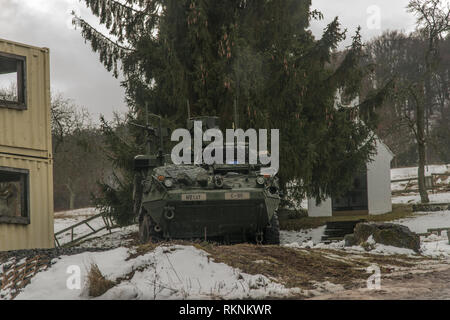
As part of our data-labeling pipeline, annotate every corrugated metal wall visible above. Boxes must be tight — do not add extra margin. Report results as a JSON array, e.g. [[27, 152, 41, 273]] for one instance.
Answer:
[[0, 39, 52, 158], [0, 154, 54, 251], [0, 38, 54, 251]]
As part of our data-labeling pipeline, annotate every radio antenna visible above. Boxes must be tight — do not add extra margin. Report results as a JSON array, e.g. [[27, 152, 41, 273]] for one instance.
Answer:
[[187, 99, 191, 119]]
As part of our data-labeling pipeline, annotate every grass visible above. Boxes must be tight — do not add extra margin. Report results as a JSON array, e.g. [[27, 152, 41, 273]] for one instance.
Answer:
[[86, 263, 115, 297], [280, 204, 415, 231], [194, 243, 368, 290]]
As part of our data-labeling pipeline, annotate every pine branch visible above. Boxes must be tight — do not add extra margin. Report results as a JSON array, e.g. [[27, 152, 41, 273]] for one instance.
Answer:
[[358, 78, 396, 127], [314, 17, 347, 64], [73, 15, 135, 77], [85, 0, 144, 14], [80, 0, 160, 43]]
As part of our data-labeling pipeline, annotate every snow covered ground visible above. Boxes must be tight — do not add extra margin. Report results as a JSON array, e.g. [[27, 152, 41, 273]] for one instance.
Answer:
[[282, 209, 450, 259], [391, 164, 450, 181], [280, 226, 326, 245], [3, 164, 450, 300], [391, 164, 450, 197], [280, 196, 450, 258], [14, 245, 302, 300], [391, 163, 450, 204], [54, 208, 137, 248], [1, 205, 449, 300], [394, 210, 450, 234], [392, 192, 450, 204], [54, 208, 108, 243], [284, 232, 450, 259], [10, 215, 449, 300]]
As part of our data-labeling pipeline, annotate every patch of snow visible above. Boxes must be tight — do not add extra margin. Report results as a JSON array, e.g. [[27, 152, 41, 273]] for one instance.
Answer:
[[15, 247, 132, 300], [284, 240, 418, 256], [98, 246, 301, 300], [392, 211, 450, 233], [369, 244, 416, 256], [420, 234, 450, 259], [280, 226, 326, 245], [284, 240, 345, 250], [367, 235, 375, 244], [74, 225, 138, 249]]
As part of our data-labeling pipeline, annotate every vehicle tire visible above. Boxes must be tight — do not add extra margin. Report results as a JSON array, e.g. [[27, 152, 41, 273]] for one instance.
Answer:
[[139, 214, 151, 243], [139, 209, 163, 243], [132, 174, 143, 218], [264, 212, 280, 245]]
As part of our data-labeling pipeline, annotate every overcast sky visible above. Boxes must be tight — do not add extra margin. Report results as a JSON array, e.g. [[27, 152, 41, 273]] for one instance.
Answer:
[[0, 0, 418, 121]]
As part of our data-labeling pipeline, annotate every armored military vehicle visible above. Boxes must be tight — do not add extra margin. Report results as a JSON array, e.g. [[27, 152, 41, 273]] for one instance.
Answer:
[[134, 116, 281, 244]]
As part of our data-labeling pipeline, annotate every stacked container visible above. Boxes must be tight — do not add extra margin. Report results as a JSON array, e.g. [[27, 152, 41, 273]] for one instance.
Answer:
[[0, 38, 53, 251]]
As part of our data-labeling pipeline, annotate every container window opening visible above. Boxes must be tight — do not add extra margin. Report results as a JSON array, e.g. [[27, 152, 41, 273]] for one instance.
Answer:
[[0, 53, 26, 108], [0, 167, 29, 224]]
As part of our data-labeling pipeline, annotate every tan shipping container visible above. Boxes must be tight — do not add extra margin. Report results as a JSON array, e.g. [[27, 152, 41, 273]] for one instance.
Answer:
[[0, 154, 54, 251], [0, 38, 54, 251], [0, 38, 52, 159]]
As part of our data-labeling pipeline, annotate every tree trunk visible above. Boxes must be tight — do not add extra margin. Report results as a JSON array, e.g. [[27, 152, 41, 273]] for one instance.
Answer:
[[416, 95, 430, 204], [69, 191, 76, 210], [66, 179, 76, 210]]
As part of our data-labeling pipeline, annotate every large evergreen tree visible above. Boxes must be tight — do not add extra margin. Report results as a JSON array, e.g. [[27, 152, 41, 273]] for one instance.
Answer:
[[73, 0, 388, 223]]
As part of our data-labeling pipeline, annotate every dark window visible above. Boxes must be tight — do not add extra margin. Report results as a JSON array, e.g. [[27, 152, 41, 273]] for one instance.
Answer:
[[332, 171, 368, 212], [0, 167, 30, 224], [0, 52, 27, 110]]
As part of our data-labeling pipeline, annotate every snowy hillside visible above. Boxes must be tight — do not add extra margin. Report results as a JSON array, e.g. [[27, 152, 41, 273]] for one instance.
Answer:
[[391, 164, 450, 204], [391, 164, 450, 180]]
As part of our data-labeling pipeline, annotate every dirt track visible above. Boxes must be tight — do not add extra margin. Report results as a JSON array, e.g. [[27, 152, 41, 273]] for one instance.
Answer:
[[311, 265, 450, 300]]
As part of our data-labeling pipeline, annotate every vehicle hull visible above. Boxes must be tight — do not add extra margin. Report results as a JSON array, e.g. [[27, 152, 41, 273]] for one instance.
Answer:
[[142, 189, 279, 242]]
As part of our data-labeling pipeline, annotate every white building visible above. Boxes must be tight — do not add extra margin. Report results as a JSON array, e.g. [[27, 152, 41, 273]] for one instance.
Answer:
[[308, 139, 394, 217]]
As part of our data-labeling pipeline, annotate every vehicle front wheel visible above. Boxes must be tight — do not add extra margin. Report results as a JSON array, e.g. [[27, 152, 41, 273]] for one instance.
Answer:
[[139, 214, 151, 243], [264, 212, 280, 245]]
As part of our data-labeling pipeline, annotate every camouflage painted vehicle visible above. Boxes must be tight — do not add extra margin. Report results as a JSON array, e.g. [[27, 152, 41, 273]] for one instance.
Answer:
[[134, 117, 281, 244]]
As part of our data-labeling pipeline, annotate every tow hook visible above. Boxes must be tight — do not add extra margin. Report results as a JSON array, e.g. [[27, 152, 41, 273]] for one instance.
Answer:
[[256, 232, 264, 245], [164, 206, 175, 220]]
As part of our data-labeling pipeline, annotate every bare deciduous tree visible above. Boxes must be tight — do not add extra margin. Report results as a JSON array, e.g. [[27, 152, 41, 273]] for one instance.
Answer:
[[407, 0, 449, 203], [51, 94, 110, 211]]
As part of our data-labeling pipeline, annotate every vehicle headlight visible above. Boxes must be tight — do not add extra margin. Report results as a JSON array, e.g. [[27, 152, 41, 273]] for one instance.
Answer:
[[268, 186, 278, 194], [256, 176, 265, 185], [164, 178, 174, 188], [214, 175, 224, 188]]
